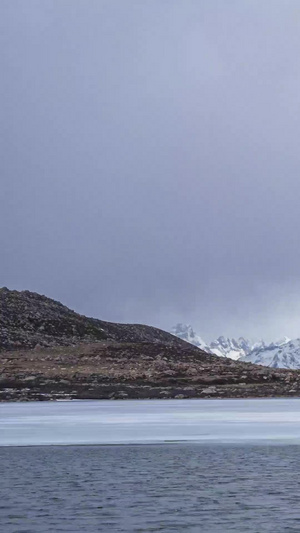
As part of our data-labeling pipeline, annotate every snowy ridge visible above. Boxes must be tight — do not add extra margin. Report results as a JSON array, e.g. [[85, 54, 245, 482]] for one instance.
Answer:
[[242, 338, 300, 369], [209, 336, 261, 360], [171, 324, 298, 369]]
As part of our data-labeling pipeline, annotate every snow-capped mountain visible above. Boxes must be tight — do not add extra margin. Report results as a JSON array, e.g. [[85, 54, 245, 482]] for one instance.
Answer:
[[171, 324, 210, 352], [171, 325, 262, 360], [241, 337, 300, 369], [209, 336, 263, 360], [171, 324, 300, 369]]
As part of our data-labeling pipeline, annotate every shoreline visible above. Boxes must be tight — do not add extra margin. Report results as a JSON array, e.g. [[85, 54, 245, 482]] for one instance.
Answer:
[[2, 384, 300, 402]]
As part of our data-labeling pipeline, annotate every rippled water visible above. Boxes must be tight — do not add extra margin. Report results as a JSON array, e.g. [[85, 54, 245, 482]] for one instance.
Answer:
[[2, 444, 300, 532], [2, 399, 300, 531]]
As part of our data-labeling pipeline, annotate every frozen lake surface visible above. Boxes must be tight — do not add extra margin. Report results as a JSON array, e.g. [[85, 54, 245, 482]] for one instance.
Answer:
[[2, 398, 300, 446]]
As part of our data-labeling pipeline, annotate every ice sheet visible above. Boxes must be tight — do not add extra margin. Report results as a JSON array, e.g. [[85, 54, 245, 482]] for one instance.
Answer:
[[1, 398, 300, 446]]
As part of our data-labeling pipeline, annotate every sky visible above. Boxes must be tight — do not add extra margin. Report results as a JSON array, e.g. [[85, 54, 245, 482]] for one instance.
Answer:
[[2, 0, 300, 342]]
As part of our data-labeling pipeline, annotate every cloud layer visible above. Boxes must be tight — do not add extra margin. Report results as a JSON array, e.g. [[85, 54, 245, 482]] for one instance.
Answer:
[[2, 1, 300, 341]]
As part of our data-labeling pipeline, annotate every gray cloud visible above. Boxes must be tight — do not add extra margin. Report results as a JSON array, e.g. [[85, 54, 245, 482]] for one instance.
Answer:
[[2, 0, 300, 341]]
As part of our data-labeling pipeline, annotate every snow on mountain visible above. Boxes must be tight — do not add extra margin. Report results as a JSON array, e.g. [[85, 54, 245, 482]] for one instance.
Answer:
[[171, 325, 261, 360], [170, 324, 299, 369], [171, 324, 210, 352], [240, 337, 300, 369], [209, 336, 261, 360]]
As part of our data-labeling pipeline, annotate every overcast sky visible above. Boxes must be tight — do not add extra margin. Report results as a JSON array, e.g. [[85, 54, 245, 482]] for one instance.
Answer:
[[2, 1, 300, 342]]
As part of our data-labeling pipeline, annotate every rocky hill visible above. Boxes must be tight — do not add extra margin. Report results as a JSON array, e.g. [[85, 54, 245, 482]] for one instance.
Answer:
[[0, 287, 184, 351], [1, 288, 300, 401]]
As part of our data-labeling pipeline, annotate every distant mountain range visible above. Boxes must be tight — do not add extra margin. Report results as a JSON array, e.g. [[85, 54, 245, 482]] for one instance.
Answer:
[[171, 324, 297, 369]]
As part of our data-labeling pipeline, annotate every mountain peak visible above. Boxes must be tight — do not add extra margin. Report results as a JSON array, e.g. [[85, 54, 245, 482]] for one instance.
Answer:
[[171, 324, 209, 351]]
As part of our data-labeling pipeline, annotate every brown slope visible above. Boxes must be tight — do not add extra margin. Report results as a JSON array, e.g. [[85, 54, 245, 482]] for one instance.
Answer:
[[1, 340, 299, 401]]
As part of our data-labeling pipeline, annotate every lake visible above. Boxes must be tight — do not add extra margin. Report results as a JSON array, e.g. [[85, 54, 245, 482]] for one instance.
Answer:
[[2, 399, 300, 532]]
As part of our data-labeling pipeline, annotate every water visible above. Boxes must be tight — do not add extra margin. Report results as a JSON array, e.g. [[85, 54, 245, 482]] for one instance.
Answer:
[[3, 443, 300, 532], [2, 399, 300, 532]]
